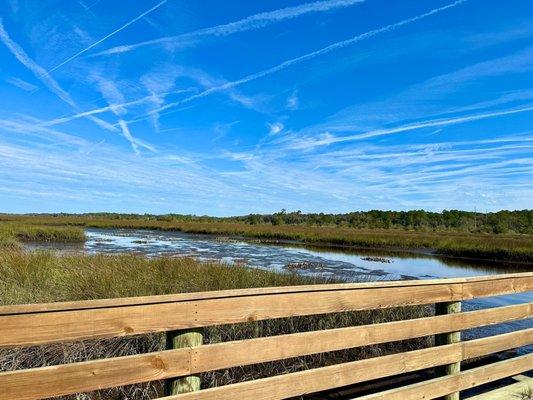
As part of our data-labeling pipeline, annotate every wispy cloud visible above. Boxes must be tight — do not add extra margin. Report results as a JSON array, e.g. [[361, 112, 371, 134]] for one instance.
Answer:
[[117, 65, 265, 126], [117, 119, 156, 154], [282, 105, 533, 149], [89, 71, 128, 116], [93, 0, 366, 56], [0, 18, 76, 107], [42, 0, 168, 75], [0, 117, 92, 148], [39, 88, 194, 128], [267, 122, 284, 135], [42, 63, 261, 131], [78, 0, 103, 12], [5, 76, 37, 91], [147, 0, 468, 118], [287, 90, 299, 111], [291, 48, 533, 139], [0, 18, 117, 133]]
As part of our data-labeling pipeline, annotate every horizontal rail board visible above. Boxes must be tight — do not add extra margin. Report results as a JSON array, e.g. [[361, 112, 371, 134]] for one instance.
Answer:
[[1, 304, 530, 400], [2, 275, 532, 347], [2, 274, 530, 316], [159, 329, 533, 400], [356, 354, 533, 400]]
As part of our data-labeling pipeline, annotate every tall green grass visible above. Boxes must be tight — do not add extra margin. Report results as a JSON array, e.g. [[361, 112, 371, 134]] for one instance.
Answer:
[[0, 250, 327, 304], [0, 250, 430, 399]]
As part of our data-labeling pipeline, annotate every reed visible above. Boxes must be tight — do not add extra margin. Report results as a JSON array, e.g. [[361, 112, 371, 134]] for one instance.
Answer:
[[0, 223, 85, 250]]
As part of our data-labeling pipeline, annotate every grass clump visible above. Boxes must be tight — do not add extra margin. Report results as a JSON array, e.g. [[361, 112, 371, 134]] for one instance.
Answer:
[[0, 250, 430, 399], [0, 222, 85, 248]]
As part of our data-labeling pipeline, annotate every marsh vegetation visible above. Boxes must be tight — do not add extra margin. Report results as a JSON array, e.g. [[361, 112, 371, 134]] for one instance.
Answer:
[[2, 213, 531, 263], [0, 222, 85, 249], [0, 250, 429, 399]]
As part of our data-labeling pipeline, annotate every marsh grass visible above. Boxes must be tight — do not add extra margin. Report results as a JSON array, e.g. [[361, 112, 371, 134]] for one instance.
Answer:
[[0, 250, 431, 399], [0, 222, 85, 248], [2, 215, 531, 262]]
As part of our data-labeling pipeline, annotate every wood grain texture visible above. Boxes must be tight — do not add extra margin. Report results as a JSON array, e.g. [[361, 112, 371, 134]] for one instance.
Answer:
[[356, 354, 533, 400], [2, 275, 532, 348], [1, 306, 530, 400], [1, 273, 530, 315]]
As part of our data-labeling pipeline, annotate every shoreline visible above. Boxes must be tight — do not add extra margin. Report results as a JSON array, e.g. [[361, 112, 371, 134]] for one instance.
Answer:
[[86, 225, 533, 267], [2, 216, 532, 265]]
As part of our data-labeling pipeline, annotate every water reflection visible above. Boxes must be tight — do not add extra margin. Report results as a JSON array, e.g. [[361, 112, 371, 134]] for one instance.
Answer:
[[78, 228, 529, 281]]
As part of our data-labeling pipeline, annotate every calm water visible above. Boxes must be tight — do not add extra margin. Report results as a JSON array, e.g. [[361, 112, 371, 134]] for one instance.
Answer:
[[31, 228, 532, 351]]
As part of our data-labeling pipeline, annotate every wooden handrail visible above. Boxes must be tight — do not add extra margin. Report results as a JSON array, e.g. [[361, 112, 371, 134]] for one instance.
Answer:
[[164, 331, 533, 400], [1, 273, 531, 316], [1, 304, 530, 399], [1, 273, 532, 347], [0, 273, 531, 400]]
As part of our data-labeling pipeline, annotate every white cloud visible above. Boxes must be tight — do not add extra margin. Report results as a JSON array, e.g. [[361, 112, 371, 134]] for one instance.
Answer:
[[268, 122, 284, 135], [89, 71, 127, 116], [287, 90, 299, 110]]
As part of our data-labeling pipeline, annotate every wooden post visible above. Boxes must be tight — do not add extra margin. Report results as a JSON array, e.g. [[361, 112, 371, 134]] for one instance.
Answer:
[[435, 301, 461, 400], [165, 328, 203, 395]]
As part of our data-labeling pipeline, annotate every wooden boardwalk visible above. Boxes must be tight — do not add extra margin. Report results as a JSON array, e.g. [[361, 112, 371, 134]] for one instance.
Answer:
[[0, 273, 531, 399]]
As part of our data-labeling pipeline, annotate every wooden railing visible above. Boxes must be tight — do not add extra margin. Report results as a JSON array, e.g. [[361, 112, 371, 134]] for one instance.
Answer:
[[0, 273, 531, 400]]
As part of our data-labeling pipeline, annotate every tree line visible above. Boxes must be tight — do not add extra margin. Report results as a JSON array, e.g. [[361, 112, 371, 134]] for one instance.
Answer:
[[232, 209, 532, 234], [16, 209, 533, 234]]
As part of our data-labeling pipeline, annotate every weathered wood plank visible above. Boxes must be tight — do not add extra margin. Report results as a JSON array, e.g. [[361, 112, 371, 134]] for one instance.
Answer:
[[356, 354, 532, 400], [1, 273, 531, 315], [159, 330, 532, 400], [0, 351, 191, 400], [1, 307, 530, 400], [2, 275, 532, 348], [0, 283, 462, 347]]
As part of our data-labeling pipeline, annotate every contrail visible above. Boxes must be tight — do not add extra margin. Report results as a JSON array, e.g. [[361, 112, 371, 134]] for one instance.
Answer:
[[93, 0, 366, 56], [39, 88, 195, 127], [118, 119, 157, 154], [288, 105, 533, 149], [42, 0, 167, 76], [148, 0, 468, 117], [38, 0, 467, 130]]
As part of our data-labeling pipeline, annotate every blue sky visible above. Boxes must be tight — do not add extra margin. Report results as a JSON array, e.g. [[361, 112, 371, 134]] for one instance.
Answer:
[[0, 0, 531, 215]]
